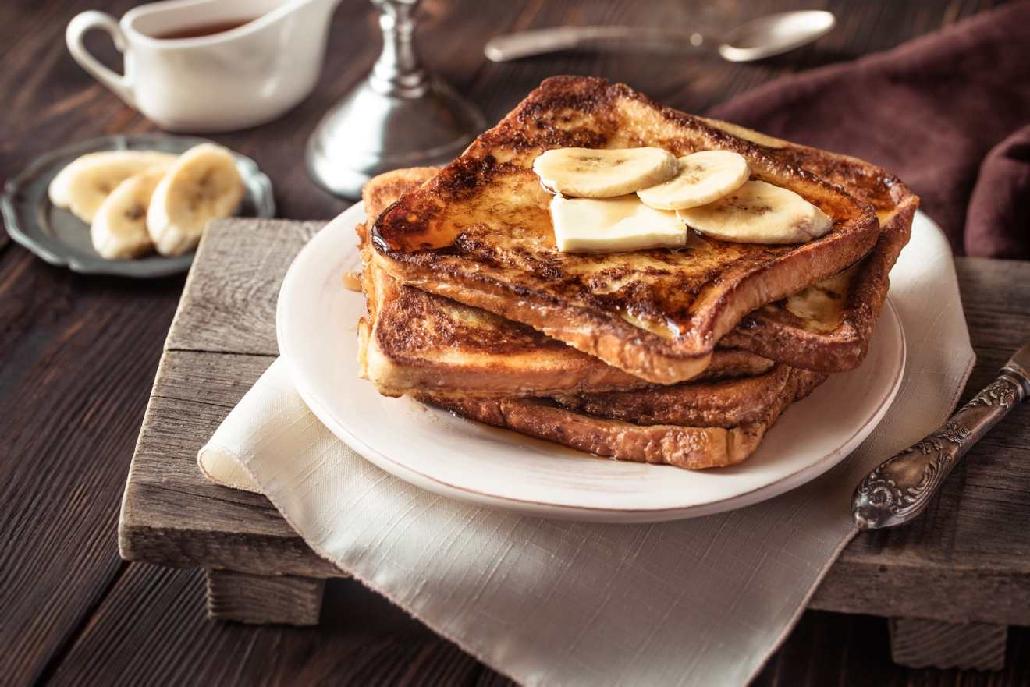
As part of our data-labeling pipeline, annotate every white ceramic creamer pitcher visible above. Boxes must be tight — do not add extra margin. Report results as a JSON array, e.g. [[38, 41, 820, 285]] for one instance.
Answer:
[[67, 0, 341, 132]]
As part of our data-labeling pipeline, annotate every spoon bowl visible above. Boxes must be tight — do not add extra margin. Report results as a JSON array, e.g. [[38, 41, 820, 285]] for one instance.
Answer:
[[719, 10, 836, 62]]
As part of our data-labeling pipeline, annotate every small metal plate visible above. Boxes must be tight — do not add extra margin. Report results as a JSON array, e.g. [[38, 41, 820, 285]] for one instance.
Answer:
[[1, 134, 275, 278]]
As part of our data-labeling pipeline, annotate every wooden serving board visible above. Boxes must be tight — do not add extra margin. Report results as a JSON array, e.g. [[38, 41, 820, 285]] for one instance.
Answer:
[[119, 219, 1030, 671]]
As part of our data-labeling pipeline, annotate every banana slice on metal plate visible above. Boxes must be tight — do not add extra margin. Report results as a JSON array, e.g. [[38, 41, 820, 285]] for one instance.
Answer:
[[48, 151, 177, 223], [90, 167, 168, 259], [146, 143, 244, 256]]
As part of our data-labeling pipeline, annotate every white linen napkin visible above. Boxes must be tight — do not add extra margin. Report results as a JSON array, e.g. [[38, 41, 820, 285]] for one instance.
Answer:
[[198, 215, 974, 686]]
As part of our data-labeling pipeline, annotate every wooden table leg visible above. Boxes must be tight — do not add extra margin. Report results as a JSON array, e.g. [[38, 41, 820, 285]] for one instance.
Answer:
[[206, 569, 325, 626], [889, 617, 1007, 671]]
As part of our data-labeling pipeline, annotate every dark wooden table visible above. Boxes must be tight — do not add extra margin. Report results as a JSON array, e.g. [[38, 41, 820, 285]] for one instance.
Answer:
[[1, 1, 1022, 685]]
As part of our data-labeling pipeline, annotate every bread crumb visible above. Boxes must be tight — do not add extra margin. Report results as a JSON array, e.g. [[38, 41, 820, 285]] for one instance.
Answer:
[[342, 270, 362, 292]]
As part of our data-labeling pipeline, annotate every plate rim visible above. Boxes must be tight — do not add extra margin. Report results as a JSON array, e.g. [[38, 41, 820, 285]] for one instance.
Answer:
[[278, 202, 907, 521]]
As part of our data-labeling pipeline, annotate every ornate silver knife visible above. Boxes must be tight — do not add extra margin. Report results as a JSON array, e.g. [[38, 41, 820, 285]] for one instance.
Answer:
[[853, 343, 1030, 530]]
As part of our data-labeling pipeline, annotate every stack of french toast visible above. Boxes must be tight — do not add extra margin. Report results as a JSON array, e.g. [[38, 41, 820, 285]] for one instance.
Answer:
[[355, 76, 917, 470]]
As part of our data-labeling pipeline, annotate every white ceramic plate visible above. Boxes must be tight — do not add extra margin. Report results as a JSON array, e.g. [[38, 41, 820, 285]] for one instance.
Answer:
[[277, 203, 906, 522]]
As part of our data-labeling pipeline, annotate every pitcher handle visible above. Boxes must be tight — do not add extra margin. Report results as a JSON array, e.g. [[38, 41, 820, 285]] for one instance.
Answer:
[[67, 11, 135, 106]]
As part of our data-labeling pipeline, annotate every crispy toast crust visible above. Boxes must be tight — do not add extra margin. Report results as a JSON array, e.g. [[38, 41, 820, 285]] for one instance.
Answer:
[[422, 368, 824, 469], [373, 76, 880, 384], [361, 261, 654, 397], [556, 364, 798, 428]]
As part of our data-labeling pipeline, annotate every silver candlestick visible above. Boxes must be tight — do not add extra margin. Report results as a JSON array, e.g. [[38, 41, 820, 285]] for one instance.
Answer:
[[307, 0, 485, 198]]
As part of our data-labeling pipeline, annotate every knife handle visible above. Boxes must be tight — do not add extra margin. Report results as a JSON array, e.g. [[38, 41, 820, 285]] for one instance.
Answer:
[[853, 371, 1028, 530]]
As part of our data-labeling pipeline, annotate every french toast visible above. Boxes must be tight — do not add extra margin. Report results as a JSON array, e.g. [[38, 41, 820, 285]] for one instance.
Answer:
[[705, 118, 918, 371], [358, 259, 774, 397], [357, 173, 825, 469], [372, 76, 881, 384], [358, 169, 774, 398], [358, 152, 913, 396], [420, 368, 825, 470]]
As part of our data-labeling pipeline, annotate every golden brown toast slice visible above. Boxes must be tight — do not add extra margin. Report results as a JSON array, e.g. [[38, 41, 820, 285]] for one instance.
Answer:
[[420, 367, 825, 470], [372, 76, 880, 384], [357, 169, 773, 398], [705, 119, 918, 371], [555, 364, 797, 428]]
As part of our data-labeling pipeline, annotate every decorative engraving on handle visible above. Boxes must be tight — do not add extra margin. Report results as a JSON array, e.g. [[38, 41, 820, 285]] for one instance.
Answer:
[[853, 374, 1026, 530], [966, 377, 1019, 408]]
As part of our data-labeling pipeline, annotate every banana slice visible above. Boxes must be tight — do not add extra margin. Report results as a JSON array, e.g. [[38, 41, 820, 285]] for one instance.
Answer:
[[91, 167, 168, 259], [550, 195, 687, 253], [48, 151, 177, 223], [147, 143, 244, 256], [637, 150, 749, 210], [678, 180, 832, 244], [533, 147, 678, 198], [783, 267, 856, 333]]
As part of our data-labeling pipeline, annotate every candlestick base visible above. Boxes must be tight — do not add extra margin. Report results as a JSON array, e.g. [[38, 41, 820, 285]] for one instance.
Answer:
[[307, 74, 483, 199]]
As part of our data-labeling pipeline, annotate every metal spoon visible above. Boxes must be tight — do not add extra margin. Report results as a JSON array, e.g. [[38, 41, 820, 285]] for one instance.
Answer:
[[484, 10, 835, 63]]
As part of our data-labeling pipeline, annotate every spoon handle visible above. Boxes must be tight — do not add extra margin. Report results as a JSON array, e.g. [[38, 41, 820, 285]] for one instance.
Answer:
[[484, 27, 708, 62]]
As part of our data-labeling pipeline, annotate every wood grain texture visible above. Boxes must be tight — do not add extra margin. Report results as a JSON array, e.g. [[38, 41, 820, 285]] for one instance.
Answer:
[[0, 248, 183, 685], [40, 568, 1030, 687], [0, 0, 1016, 684], [119, 349, 339, 577], [48, 566, 488, 687], [889, 618, 1007, 671], [207, 569, 325, 626], [165, 221, 323, 355]]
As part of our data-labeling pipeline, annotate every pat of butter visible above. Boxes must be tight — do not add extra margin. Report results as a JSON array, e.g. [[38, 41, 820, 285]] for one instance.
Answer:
[[550, 195, 687, 253]]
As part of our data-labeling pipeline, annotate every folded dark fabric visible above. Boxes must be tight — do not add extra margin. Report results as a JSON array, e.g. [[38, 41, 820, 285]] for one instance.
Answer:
[[966, 125, 1030, 259], [712, 2, 1030, 258]]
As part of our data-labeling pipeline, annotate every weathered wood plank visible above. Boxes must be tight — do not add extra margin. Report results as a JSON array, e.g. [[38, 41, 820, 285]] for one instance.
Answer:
[[889, 618, 1007, 671], [811, 559, 1030, 626], [118, 352, 340, 578], [123, 326, 1030, 625], [164, 221, 324, 355], [207, 570, 325, 626]]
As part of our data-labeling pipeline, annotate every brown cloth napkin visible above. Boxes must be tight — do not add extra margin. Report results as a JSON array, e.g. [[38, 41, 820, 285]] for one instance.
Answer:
[[712, 2, 1030, 258]]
